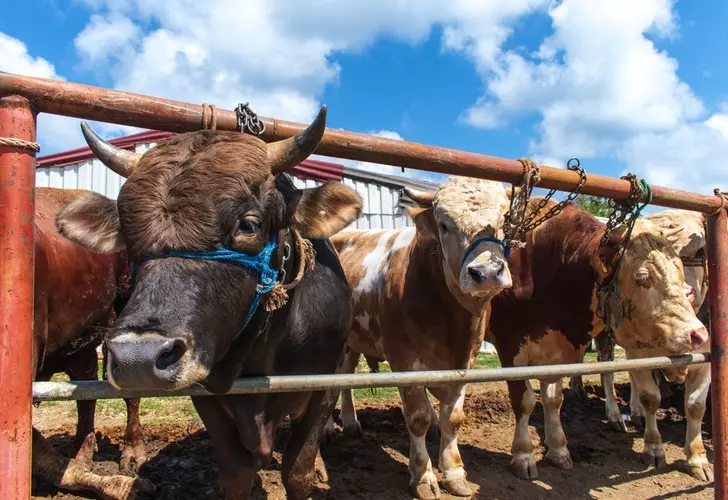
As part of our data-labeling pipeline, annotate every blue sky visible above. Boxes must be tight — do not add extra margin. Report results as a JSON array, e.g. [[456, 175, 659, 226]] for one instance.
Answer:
[[2, 0, 727, 196]]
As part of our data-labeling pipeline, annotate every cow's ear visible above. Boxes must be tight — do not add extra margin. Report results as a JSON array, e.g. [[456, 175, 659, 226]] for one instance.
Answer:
[[55, 191, 125, 253], [594, 226, 628, 278], [407, 206, 438, 240], [292, 182, 363, 239]]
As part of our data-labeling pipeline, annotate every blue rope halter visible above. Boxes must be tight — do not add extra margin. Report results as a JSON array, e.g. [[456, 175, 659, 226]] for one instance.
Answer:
[[461, 236, 510, 266], [131, 236, 280, 339]]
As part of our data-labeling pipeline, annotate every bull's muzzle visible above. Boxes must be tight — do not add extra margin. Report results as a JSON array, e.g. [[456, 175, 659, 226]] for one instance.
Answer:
[[107, 333, 189, 390]]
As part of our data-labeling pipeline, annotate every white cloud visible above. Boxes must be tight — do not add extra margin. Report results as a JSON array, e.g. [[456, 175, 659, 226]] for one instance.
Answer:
[[74, 14, 140, 64]]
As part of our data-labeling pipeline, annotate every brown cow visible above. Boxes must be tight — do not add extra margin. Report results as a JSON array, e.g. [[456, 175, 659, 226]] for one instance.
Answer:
[[324, 177, 513, 499], [54, 109, 363, 500], [31, 188, 153, 499], [486, 198, 708, 479]]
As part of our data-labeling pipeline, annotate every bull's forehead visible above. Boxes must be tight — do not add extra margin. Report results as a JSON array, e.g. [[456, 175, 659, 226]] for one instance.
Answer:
[[623, 220, 683, 278], [645, 209, 705, 257], [433, 178, 508, 237]]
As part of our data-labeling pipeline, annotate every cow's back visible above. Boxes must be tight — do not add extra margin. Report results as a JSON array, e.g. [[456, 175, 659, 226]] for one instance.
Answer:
[[332, 228, 478, 371], [34, 188, 126, 373]]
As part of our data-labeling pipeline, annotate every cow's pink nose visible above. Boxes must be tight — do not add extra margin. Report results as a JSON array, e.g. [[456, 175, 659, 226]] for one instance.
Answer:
[[690, 327, 709, 350], [686, 287, 695, 298]]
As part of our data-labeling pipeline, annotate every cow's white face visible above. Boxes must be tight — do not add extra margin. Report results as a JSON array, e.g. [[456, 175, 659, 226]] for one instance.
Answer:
[[646, 209, 707, 312], [598, 219, 708, 354], [407, 177, 513, 298]]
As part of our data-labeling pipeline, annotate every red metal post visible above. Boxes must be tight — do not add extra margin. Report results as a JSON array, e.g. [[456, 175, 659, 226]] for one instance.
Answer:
[[0, 96, 36, 499], [707, 208, 728, 499]]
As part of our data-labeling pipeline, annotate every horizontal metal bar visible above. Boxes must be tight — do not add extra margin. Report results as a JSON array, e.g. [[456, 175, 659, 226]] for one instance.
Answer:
[[32, 353, 709, 402], [0, 71, 721, 214]]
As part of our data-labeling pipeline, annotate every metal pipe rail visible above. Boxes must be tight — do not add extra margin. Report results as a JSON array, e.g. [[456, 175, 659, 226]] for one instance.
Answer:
[[33, 353, 710, 402], [0, 71, 722, 214]]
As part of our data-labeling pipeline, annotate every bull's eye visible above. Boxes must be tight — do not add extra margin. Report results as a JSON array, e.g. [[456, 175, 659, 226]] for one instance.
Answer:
[[439, 222, 448, 233], [635, 269, 652, 287], [236, 217, 261, 236]]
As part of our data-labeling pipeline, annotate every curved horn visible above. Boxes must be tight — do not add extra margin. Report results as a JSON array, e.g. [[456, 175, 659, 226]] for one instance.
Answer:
[[267, 105, 327, 173], [80, 122, 141, 178], [663, 226, 685, 239], [402, 187, 435, 207]]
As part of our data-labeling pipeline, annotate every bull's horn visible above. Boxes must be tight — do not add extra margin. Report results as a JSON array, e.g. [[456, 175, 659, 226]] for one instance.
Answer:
[[80, 122, 141, 178], [663, 226, 685, 239], [402, 187, 435, 207], [267, 105, 327, 173]]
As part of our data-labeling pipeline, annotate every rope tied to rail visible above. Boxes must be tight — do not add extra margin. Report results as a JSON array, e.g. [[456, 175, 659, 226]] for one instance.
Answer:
[[201, 103, 218, 130], [503, 157, 587, 249], [711, 188, 728, 216], [0, 136, 40, 152], [596, 173, 653, 332]]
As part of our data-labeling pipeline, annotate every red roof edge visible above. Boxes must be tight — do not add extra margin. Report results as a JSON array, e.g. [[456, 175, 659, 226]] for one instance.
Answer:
[[36, 130, 344, 182]]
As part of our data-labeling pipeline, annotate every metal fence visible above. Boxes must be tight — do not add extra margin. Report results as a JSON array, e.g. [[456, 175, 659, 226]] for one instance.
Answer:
[[1, 71, 726, 499]]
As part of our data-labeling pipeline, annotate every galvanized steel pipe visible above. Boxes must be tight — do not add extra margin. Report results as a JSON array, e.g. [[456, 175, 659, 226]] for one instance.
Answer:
[[33, 353, 709, 402]]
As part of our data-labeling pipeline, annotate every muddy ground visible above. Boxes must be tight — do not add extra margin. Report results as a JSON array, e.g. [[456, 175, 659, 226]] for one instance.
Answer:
[[31, 379, 714, 499]]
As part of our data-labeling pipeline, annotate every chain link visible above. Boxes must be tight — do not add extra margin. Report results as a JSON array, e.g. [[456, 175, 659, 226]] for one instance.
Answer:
[[235, 102, 266, 136], [503, 157, 587, 247]]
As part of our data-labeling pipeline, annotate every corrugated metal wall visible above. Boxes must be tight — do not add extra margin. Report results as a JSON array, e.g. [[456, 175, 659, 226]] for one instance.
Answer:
[[36, 141, 414, 230]]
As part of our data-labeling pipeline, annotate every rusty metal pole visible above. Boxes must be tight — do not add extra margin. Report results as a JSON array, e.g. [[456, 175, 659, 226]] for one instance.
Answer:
[[0, 96, 36, 499], [707, 207, 728, 499]]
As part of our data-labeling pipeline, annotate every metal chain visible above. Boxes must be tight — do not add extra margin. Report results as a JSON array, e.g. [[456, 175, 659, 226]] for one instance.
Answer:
[[596, 173, 652, 327], [235, 102, 266, 136], [503, 157, 587, 247]]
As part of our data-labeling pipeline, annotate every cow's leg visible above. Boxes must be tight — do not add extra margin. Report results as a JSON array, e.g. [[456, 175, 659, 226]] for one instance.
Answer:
[[32, 428, 154, 500], [339, 348, 363, 437], [684, 363, 713, 481], [430, 384, 471, 497], [193, 396, 257, 499], [65, 345, 99, 453], [631, 369, 666, 468], [119, 398, 147, 476], [595, 333, 626, 432], [282, 390, 336, 500], [629, 371, 646, 429], [568, 375, 585, 399], [507, 379, 538, 479], [427, 394, 441, 443], [399, 385, 440, 499], [540, 379, 573, 470]]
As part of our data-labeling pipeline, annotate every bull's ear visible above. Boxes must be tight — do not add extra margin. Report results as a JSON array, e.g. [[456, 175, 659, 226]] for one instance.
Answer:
[[55, 191, 125, 253], [292, 182, 363, 239], [593, 225, 628, 278], [407, 206, 438, 240]]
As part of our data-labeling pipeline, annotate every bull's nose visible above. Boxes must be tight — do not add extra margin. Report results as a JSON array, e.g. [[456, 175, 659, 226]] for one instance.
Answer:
[[467, 260, 505, 284], [107, 333, 188, 390], [690, 327, 709, 350]]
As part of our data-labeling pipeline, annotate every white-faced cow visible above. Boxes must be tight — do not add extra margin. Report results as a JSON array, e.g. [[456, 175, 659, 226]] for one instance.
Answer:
[[581, 209, 713, 481], [55, 108, 363, 500], [486, 198, 708, 479], [324, 177, 513, 499]]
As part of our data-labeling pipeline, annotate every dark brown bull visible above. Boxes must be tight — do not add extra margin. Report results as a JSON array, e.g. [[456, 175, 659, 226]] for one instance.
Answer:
[[31, 188, 153, 500], [54, 107, 363, 499]]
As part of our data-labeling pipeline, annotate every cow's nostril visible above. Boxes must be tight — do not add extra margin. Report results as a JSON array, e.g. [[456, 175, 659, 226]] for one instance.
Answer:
[[155, 340, 186, 372], [468, 267, 485, 284]]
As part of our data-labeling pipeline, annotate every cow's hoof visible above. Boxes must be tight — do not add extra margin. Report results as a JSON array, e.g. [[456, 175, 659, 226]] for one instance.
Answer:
[[642, 451, 666, 469], [108, 476, 156, 500], [511, 454, 538, 479], [343, 421, 363, 438], [686, 461, 714, 482], [315, 458, 329, 483], [546, 450, 573, 470], [608, 418, 627, 433], [442, 477, 472, 497], [409, 472, 441, 500], [74, 432, 97, 467], [120, 445, 148, 477]]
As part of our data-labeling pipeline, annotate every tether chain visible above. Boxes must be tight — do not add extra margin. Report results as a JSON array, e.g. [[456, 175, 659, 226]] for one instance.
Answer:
[[236, 102, 266, 136], [503, 157, 587, 248], [0, 136, 40, 152], [596, 173, 653, 328]]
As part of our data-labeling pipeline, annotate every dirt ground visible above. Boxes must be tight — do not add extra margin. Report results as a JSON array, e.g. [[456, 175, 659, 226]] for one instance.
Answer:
[[31, 378, 714, 500]]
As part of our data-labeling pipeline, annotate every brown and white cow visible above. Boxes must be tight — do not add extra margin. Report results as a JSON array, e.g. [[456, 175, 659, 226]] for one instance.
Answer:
[[589, 209, 713, 481], [485, 198, 708, 479], [324, 177, 513, 499]]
